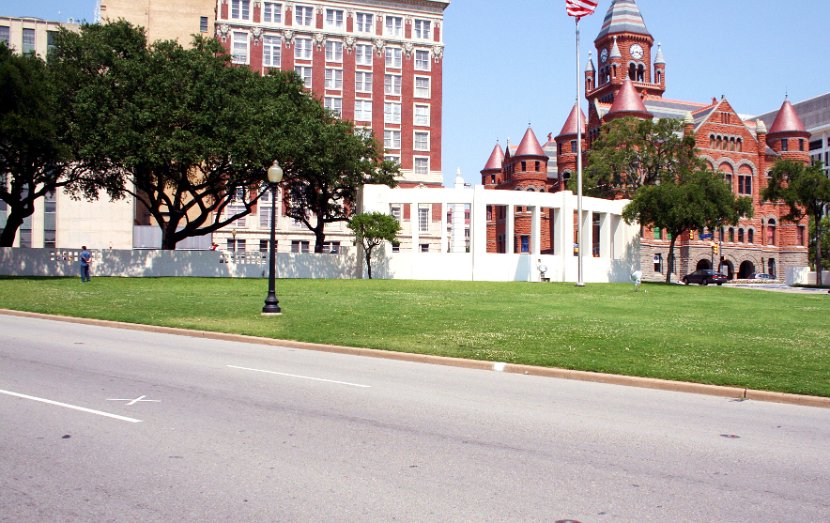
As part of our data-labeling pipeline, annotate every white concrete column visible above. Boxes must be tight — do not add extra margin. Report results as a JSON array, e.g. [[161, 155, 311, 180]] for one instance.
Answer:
[[506, 205, 515, 254], [410, 201, 420, 252], [531, 205, 541, 255]]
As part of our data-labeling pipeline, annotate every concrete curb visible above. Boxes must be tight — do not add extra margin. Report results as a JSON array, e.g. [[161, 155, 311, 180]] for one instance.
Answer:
[[4, 308, 829, 410]]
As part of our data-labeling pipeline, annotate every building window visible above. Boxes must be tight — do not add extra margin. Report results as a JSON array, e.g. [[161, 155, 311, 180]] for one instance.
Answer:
[[418, 206, 430, 232], [519, 235, 530, 253], [355, 44, 373, 67], [748, 229, 754, 244], [384, 16, 403, 37], [259, 239, 269, 253], [384, 74, 402, 95], [414, 76, 430, 98], [653, 227, 662, 240], [294, 5, 314, 26], [199, 16, 209, 33], [799, 139, 805, 151], [227, 239, 246, 252], [738, 174, 752, 195], [420, 243, 430, 253], [355, 12, 374, 33], [413, 19, 432, 40], [230, 0, 250, 20], [44, 191, 56, 248], [232, 32, 249, 64], [295, 66, 312, 88], [385, 47, 402, 69], [355, 71, 373, 92], [325, 9, 344, 30], [322, 241, 341, 254], [354, 99, 372, 121], [262, 35, 282, 67], [390, 205, 401, 222], [262, 2, 282, 23], [414, 104, 430, 126], [781, 139, 788, 152], [797, 225, 806, 246], [295, 37, 312, 60], [728, 227, 735, 242], [414, 49, 431, 71], [0, 26, 9, 47], [291, 240, 310, 253], [325, 68, 343, 89], [767, 220, 776, 245], [384, 154, 400, 166], [259, 186, 276, 228], [384, 102, 401, 124], [384, 130, 401, 150], [324, 96, 342, 117], [414, 157, 429, 175], [325, 41, 343, 62], [738, 228, 744, 243], [414, 131, 429, 151], [22, 28, 35, 54]]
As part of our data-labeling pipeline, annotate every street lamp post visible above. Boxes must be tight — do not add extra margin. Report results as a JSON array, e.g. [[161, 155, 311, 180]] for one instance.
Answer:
[[262, 160, 283, 315]]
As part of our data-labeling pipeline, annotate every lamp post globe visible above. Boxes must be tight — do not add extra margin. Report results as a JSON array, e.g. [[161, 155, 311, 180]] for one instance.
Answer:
[[262, 160, 284, 315]]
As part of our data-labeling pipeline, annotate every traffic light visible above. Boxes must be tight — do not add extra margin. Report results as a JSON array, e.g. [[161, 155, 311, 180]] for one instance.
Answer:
[[712, 243, 719, 255]]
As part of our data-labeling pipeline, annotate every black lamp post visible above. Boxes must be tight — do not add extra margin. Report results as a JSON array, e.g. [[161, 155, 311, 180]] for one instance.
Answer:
[[262, 160, 283, 315]]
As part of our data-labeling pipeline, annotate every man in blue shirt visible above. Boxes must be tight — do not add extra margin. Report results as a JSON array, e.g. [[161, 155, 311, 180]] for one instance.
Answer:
[[80, 246, 92, 282]]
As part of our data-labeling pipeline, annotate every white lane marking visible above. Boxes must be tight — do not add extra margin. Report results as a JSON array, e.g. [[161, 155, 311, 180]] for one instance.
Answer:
[[0, 389, 142, 423], [227, 365, 371, 388], [106, 395, 161, 406]]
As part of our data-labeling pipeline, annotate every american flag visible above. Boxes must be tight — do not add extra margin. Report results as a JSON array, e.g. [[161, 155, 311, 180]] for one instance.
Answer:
[[566, 0, 599, 19]]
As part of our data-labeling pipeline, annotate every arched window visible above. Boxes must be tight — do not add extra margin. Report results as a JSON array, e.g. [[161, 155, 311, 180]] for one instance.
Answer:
[[628, 63, 636, 81], [637, 64, 645, 82], [612, 64, 617, 78], [728, 228, 735, 242], [737, 138, 743, 152], [738, 228, 744, 243], [656, 70, 662, 84], [748, 229, 754, 243], [767, 219, 776, 245], [709, 135, 716, 149], [587, 78, 593, 90]]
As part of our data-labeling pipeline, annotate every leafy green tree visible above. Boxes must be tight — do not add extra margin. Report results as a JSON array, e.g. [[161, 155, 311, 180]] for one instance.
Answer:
[[348, 211, 401, 279], [585, 117, 699, 199], [51, 22, 311, 249], [762, 159, 830, 286], [623, 169, 753, 283], [0, 43, 84, 247], [811, 215, 830, 274], [283, 109, 398, 253]]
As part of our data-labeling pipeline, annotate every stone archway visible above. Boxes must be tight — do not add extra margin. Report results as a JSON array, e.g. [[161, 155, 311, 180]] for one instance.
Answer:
[[696, 259, 711, 270], [738, 261, 755, 279]]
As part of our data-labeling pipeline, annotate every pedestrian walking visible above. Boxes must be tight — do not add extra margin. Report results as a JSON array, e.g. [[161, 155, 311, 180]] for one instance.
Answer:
[[80, 246, 92, 282]]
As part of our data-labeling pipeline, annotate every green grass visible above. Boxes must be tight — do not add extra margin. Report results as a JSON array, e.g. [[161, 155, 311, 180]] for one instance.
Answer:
[[1, 277, 829, 396]]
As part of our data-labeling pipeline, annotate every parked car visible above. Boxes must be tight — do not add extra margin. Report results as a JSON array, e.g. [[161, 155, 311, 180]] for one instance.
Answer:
[[681, 269, 728, 286], [751, 273, 774, 280]]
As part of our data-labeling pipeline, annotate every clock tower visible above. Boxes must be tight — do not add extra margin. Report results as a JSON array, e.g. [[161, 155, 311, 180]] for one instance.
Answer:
[[586, 0, 666, 109]]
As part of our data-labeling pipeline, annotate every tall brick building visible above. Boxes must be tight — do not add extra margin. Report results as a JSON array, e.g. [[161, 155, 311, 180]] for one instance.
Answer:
[[481, 0, 810, 281]]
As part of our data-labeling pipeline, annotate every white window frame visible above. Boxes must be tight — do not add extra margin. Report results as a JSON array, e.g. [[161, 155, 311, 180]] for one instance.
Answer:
[[390, 204, 402, 223], [414, 49, 431, 71], [384, 16, 403, 37], [230, 0, 251, 20], [413, 19, 432, 40], [324, 96, 342, 117], [325, 41, 343, 63], [418, 205, 430, 233], [385, 155, 401, 166], [384, 102, 401, 124], [355, 71, 373, 92], [414, 104, 430, 126], [414, 76, 431, 98], [262, 1, 282, 23], [384, 130, 401, 150], [355, 12, 374, 33], [232, 32, 249, 64], [384, 74, 402, 96], [262, 34, 282, 67], [295, 37, 313, 60], [413, 131, 430, 151], [325, 8, 345, 30], [295, 65, 312, 88], [414, 157, 430, 176], [354, 99, 373, 122], [325, 67, 343, 90], [385, 47, 402, 69], [355, 44, 374, 67], [293, 5, 314, 27]]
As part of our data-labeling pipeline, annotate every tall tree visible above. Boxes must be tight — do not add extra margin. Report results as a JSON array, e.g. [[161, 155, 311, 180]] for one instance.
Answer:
[[762, 159, 830, 286], [623, 169, 753, 283], [51, 22, 312, 249], [348, 212, 401, 279], [0, 43, 86, 247], [283, 107, 399, 253], [585, 117, 699, 199]]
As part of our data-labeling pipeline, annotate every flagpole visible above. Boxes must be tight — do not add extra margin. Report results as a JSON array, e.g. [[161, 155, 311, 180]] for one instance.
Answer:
[[575, 16, 585, 287]]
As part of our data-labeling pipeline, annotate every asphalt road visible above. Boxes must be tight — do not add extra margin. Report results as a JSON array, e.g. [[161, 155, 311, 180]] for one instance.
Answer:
[[2, 314, 829, 522]]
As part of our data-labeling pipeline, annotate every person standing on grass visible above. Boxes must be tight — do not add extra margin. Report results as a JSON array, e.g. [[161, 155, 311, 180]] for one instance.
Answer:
[[80, 246, 92, 282]]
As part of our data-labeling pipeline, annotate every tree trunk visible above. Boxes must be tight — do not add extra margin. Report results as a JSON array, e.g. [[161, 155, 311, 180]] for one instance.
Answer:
[[365, 245, 373, 279], [665, 236, 678, 284], [0, 212, 24, 247], [313, 222, 326, 254], [160, 220, 179, 250], [815, 214, 824, 287]]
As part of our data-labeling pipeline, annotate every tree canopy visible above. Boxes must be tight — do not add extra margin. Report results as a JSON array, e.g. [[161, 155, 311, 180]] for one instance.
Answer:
[[585, 117, 699, 199], [348, 211, 401, 279], [762, 159, 830, 286]]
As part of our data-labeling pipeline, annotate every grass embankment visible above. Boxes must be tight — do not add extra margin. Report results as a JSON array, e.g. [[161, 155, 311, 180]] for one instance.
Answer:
[[1, 277, 828, 396]]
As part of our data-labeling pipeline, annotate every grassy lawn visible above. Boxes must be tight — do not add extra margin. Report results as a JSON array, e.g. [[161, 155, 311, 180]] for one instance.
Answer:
[[1, 277, 828, 397]]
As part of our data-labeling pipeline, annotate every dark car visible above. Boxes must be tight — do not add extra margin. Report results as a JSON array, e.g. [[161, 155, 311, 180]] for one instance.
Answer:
[[681, 269, 728, 286]]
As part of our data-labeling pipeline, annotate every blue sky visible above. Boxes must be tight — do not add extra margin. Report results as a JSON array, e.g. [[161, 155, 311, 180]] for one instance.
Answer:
[[6, 1, 830, 186]]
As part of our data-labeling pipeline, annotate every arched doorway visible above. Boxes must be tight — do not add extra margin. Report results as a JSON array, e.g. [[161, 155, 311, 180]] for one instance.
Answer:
[[768, 258, 777, 278], [696, 259, 711, 270], [738, 261, 755, 279], [719, 260, 735, 280]]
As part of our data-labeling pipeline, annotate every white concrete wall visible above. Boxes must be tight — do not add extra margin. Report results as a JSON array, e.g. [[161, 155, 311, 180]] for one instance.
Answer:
[[57, 191, 135, 250], [787, 266, 830, 286]]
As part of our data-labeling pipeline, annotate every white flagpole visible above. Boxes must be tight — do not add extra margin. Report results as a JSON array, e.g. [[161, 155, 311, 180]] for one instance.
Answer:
[[575, 16, 585, 287]]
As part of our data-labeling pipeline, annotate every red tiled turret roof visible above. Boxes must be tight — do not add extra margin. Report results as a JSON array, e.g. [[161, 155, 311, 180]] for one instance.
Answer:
[[514, 127, 547, 158], [557, 104, 587, 138], [768, 98, 808, 135], [482, 142, 505, 171], [608, 79, 651, 119]]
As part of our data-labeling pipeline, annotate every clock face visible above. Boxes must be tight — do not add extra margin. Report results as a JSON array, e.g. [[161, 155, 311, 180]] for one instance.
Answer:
[[630, 44, 644, 60], [600, 48, 608, 63]]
